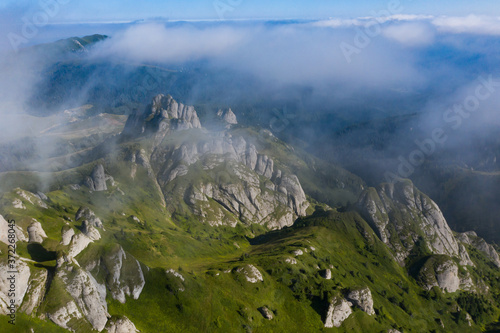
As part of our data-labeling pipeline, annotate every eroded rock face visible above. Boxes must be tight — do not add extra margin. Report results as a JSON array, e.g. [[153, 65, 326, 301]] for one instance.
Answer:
[[417, 256, 460, 292], [81, 220, 101, 241], [356, 180, 462, 265], [48, 301, 83, 330], [15, 188, 48, 209], [85, 164, 108, 191], [27, 220, 48, 243], [61, 226, 76, 246], [84, 245, 145, 303], [105, 316, 139, 333], [123, 95, 308, 229], [217, 108, 238, 128], [457, 232, 500, 268], [67, 232, 93, 258], [346, 287, 375, 315], [76, 207, 103, 229], [324, 297, 352, 328], [122, 94, 201, 146], [58, 262, 110, 331], [152, 134, 308, 229]]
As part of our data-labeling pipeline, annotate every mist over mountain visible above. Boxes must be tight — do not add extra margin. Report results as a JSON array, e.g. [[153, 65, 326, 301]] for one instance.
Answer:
[[1, 14, 500, 333]]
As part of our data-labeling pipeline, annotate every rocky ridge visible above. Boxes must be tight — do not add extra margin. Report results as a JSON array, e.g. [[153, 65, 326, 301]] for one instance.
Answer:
[[122, 94, 309, 229], [356, 180, 473, 266]]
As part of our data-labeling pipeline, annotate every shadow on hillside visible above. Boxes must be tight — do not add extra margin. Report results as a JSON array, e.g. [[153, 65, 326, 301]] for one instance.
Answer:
[[27, 243, 57, 262]]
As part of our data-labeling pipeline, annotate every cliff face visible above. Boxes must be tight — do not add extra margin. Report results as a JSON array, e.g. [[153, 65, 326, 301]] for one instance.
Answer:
[[122, 94, 201, 146], [123, 95, 309, 229], [356, 180, 466, 265]]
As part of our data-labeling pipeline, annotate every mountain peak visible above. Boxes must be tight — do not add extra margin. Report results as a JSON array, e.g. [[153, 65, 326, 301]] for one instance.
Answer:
[[121, 94, 201, 145]]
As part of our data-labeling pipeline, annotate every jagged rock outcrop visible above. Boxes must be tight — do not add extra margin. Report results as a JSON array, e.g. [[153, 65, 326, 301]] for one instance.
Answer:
[[122, 94, 201, 146], [217, 108, 238, 128], [85, 164, 108, 191], [81, 220, 101, 241], [236, 265, 263, 283], [84, 245, 145, 303], [61, 225, 76, 246], [324, 296, 353, 328], [27, 220, 48, 243], [121, 95, 308, 229], [57, 262, 110, 331], [417, 255, 461, 292], [67, 232, 94, 258], [105, 316, 139, 333], [457, 231, 500, 268], [356, 180, 463, 265], [15, 188, 48, 209], [0, 215, 27, 244], [346, 287, 375, 315], [152, 133, 308, 229], [76, 207, 103, 229]]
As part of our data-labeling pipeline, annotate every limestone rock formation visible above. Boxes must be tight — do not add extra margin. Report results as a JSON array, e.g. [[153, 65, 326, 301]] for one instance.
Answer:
[[105, 316, 139, 333], [217, 108, 238, 128], [85, 164, 108, 191], [27, 220, 48, 243], [346, 287, 375, 315], [122, 94, 201, 146], [122, 95, 309, 229], [58, 262, 110, 331], [457, 231, 500, 268], [324, 297, 353, 328], [61, 225, 76, 246], [153, 134, 308, 229], [81, 220, 101, 241], [84, 245, 145, 303], [417, 256, 461, 292], [75, 207, 103, 229], [15, 188, 48, 209], [236, 265, 263, 283], [356, 180, 463, 265], [67, 232, 94, 258], [47, 301, 83, 330]]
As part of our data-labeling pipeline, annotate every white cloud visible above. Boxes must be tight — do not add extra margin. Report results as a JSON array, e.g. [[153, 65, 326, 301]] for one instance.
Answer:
[[383, 22, 435, 46], [94, 23, 246, 63], [432, 15, 500, 35]]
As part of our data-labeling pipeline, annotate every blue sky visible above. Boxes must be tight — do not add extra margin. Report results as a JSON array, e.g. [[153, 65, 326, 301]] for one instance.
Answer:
[[2, 0, 500, 22]]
